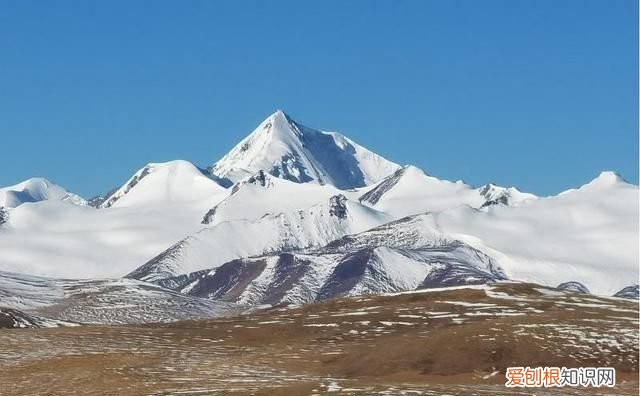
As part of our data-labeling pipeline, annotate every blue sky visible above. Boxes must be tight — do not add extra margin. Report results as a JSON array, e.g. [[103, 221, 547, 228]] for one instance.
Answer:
[[0, 0, 637, 197]]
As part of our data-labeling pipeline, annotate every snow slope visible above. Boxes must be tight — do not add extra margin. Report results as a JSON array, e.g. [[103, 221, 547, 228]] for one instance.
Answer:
[[173, 213, 505, 305], [99, 160, 227, 208], [141, 172, 637, 300], [128, 195, 392, 282], [430, 172, 638, 295], [209, 110, 400, 189], [201, 171, 367, 225], [359, 166, 536, 218], [0, 201, 209, 277], [0, 178, 86, 208], [0, 161, 232, 278]]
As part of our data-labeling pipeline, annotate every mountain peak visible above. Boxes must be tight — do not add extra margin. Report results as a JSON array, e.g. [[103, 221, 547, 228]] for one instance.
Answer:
[[272, 108, 287, 118], [594, 171, 625, 184], [478, 182, 536, 209], [359, 165, 431, 206], [578, 171, 629, 191], [260, 109, 304, 140], [0, 178, 86, 209], [99, 160, 225, 209], [209, 111, 400, 189]]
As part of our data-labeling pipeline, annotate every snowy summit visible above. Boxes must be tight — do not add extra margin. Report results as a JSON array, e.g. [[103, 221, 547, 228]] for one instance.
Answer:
[[208, 110, 401, 189]]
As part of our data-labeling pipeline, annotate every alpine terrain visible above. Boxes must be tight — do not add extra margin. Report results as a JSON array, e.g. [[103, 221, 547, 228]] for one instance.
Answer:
[[0, 110, 638, 395]]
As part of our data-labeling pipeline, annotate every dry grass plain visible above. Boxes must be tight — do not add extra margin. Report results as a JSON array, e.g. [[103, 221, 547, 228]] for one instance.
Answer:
[[0, 283, 637, 395]]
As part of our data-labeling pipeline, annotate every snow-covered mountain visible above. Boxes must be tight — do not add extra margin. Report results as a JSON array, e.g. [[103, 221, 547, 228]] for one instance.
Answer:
[[359, 165, 536, 218], [0, 110, 637, 309], [155, 213, 506, 305], [200, 171, 367, 226], [428, 171, 638, 295], [0, 199, 216, 277], [208, 110, 401, 189], [477, 182, 537, 208], [127, 194, 391, 284], [128, 169, 638, 299], [98, 160, 227, 208], [0, 167, 230, 278], [0, 178, 86, 209], [0, 161, 233, 278]]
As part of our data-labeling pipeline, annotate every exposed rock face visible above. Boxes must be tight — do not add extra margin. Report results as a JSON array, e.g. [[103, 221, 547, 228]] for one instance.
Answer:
[[100, 166, 152, 208], [247, 170, 268, 187], [614, 285, 639, 300], [359, 166, 410, 206], [556, 281, 590, 294], [0, 308, 47, 329], [315, 249, 376, 300], [201, 207, 217, 225], [479, 195, 510, 208], [329, 194, 348, 219], [420, 261, 502, 288], [156, 269, 208, 291], [87, 187, 118, 208], [0, 207, 7, 226], [477, 182, 537, 209], [187, 259, 268, 301]]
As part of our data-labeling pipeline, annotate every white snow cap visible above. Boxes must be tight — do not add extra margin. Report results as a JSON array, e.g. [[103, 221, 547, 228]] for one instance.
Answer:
[[0, 178, 86, 208], [0, 111, 636, 298], [209, 110, 401, 189], [584, 171, 626, 188], [99, 160, 226, 208]]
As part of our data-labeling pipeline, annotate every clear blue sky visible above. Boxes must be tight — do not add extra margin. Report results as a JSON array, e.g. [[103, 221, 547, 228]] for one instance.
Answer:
[[0, 0, 637, 197]]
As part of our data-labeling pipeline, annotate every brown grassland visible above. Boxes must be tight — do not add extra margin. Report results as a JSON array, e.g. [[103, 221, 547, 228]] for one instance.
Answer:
[[0, 283, 637, 395]]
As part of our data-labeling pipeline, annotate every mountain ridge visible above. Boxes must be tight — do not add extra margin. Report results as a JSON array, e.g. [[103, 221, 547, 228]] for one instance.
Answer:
[[0, 110, 636, 302], [208, 110, 401, 189]]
